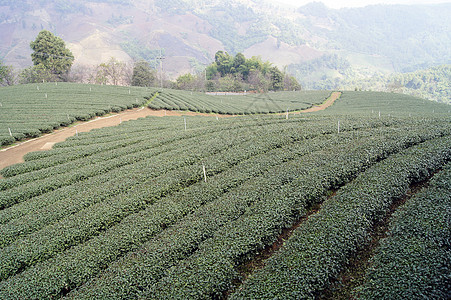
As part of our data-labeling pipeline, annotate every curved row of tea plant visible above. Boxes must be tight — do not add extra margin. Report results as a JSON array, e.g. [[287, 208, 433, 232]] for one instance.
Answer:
[[0, 117, 290, 202], [356, 162, 451, 299], [0, 118, 311, 245], [0, 122, 356, 299], [0, 113, 414, 190], [0, 83, 155, 146], [0, 124, 284, 250], [0, 122, 256, 210], [66, 126, 450, 299], [233, 136, 451, 299], [148, 89, 331, 114], [130, 134, 451, 299], [0, 114, 364, 282]]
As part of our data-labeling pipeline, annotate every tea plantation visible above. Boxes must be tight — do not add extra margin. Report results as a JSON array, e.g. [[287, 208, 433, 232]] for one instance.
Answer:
[[0, 86, 449, 299], [0, 83, 157, 146]]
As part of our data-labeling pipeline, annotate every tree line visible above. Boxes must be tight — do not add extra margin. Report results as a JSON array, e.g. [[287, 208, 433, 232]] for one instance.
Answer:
[[0, 30, 301, 92]]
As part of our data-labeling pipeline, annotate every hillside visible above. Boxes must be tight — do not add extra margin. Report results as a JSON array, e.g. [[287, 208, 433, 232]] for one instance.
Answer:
[[0, 87, 449, 298], [0, 0, 449, 82]]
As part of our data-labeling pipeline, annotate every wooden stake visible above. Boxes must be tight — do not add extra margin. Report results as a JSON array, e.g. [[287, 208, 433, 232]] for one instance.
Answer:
[[203, 164, 207, 183], [8, 128, 12, 136], [184, 117, 187, 131]]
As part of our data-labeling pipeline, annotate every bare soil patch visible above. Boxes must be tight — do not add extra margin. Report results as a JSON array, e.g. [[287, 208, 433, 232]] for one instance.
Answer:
[[301, 91, 341, 113]]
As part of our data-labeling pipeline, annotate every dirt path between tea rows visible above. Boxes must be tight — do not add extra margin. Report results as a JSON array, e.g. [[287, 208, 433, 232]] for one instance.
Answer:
[[0, 92, 341, 173], [0, 108, 222, 172], [301, 91, 341, 113]]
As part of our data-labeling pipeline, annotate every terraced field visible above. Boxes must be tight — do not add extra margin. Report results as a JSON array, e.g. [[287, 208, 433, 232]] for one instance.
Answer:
[[0, 87, 449, 299]]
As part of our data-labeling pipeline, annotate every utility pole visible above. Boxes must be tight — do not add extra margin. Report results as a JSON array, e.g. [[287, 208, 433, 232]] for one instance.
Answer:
[[156, 49, 165, 88]]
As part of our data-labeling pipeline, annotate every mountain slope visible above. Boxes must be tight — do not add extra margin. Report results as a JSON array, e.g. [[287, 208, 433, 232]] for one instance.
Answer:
[[0, 0, 449, 81]]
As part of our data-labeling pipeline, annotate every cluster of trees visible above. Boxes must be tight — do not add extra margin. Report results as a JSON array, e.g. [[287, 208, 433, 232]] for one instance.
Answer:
[[200, 51, 300, 92]]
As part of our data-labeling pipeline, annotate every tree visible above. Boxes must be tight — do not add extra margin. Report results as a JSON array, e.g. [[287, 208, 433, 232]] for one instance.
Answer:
[[30, 30, 74, 81], [96, 57, 128, 85], [269, 66, 284, 91], [19, 65, 52, 84], [0, 60, 15, 86], [68, 64, 95, 83], [175, 73, 196, 90], [197, 51, 298, 92], [283, 74, 302, 91], [248, 69, 270, 92], [131, 60, 156, 87], [214, 51, 233, 76], [206, 64, 219, 80]]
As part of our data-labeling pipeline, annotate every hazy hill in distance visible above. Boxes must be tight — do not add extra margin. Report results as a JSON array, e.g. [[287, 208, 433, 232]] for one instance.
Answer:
[[0, 0, 450, 90]]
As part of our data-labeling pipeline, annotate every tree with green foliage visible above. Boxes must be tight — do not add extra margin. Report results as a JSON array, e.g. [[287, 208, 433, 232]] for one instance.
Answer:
[[28, 30, 74, 82], [175, 73, 196, 90], [131, 60, 156, 87], [0, 59, 14, 86], [269, 66, 284, 91], [214, 51, 234, 77]]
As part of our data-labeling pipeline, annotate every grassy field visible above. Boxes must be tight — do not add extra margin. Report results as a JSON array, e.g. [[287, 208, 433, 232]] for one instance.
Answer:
[[0, 86, 449, 299]]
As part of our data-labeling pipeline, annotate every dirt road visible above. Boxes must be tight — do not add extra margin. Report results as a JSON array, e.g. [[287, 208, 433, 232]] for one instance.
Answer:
[[300, 91, 341, 113]]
